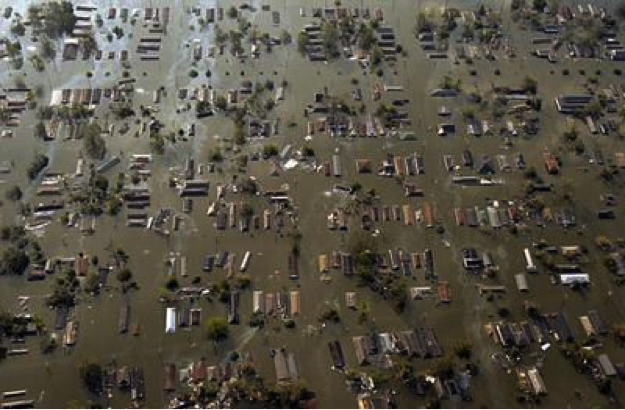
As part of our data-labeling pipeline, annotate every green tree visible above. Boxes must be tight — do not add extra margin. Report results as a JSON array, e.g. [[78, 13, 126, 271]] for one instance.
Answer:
[[10, 22, 26, 36], [150, 133, 165, 155], [79, 361, 103, 394], [297, 31, 309, 54], [40, 1, 77, 39], [116, 268, 132, 283], [358, 25, 376, 51], [240, 203, 254, 220], [110, 102, 134, 119], [356, 300, 370, 324], [453, 339, 472, 359], [209, 147, 223, 162], [214, 95, 227, 110], [322, 22, 340, 58], [35, 122, 47, 139], [236, 274, 251, 289], [522, 75, 538, 94], [233, 123, 246, 145], [5, 185, 22, 201], [165, 276, 179, 291], [84, 272, 100, 293], [0, 247, 29, 275], [205, 317, 229, 341], [262, 144, 279, 157], [82, 124, 106, 160]]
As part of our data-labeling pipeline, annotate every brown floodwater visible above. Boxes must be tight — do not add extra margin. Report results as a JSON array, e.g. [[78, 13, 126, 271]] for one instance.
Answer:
[[1, 0, 625, 408]]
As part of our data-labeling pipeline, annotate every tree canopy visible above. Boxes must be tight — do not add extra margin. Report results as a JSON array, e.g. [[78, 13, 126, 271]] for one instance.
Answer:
[[82, 123, 106, 160], [205, 317, 229, 341]]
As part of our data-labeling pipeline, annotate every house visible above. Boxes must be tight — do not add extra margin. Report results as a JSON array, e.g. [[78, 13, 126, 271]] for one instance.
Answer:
[[609, 252, 625, 276], [76, 254, 89, 276], [352, 336, 368, 365], [164, 363, 176, 391], [404, 183, 424, 197], [554, 94, 593, 114], [527, 367, 547, 395], [478, 157, 496, 175], [465, 208, 479, 226], [462, 248, 484, 270], [290, 291, 300, 316], [579, 315, 596, 337], [318, 254, 329, 273], [437, 281, 451, 303], [487, 207, 501, 228], [609, 49, 625, 61], [467, 120, 483, 136], [394, 156, 405, 176], [437, 123, 456, 136], [588, 310, 608, 335], [117, 366, 131, 389], [356, 159, 372, 173], [328, 340, 346, 369], [402, 205, 415, 225], [598, 354, 617, 377]]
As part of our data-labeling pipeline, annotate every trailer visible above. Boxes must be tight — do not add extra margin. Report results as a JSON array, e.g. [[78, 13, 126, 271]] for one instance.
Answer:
[[524, 248, 537, 273]]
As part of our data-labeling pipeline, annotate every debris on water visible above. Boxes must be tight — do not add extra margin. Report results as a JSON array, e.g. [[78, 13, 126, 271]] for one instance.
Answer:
[[283, 159, 299, 170]]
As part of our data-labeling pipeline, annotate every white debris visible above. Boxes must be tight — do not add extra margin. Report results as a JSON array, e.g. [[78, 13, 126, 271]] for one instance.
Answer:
[[283, 159, 299, 170]]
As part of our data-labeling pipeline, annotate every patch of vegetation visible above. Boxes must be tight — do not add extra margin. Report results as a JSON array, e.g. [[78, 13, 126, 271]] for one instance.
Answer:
[[165, 276, 179, 291], [205, 317, 229, 341], [28, 1, 77, 39], [439, 75, 462, 91], [150, 132, 165, 155], [10, 22, 26, 36], [297, 31, 309, 54], [209, 147, 224, 162], [0, 247, 29, 275], [48, 269, 79, 308], [5, 185, 22, 202], [322, 22, 340, 58], [318, 306, 340, 323], [110, 102, 134, 119], [262, 144, 279, 158], [79, 361, 103, 394], [82, 123, 106, 160], [302, 146, 315, 157]]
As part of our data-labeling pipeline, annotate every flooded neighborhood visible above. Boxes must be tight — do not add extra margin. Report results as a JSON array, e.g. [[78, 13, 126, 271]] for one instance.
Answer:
[[2, 0, 625, 408]]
